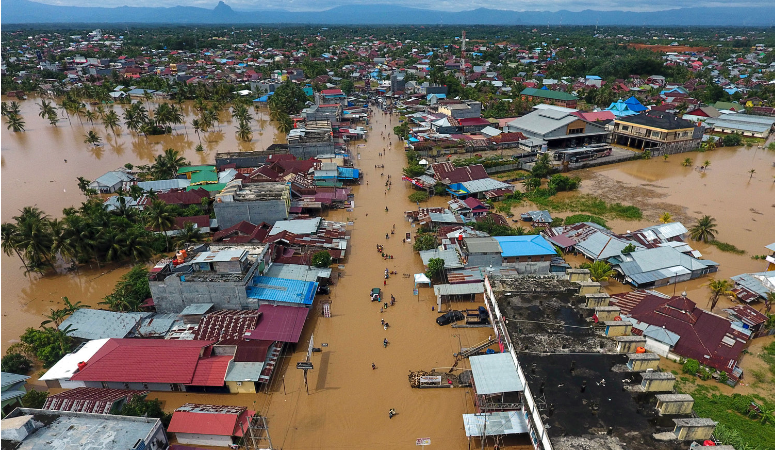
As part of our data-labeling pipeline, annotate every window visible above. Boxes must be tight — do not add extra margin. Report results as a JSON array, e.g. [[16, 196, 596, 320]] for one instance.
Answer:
[[651, 131, 661, 139], [568, 127, 584, 135], [621, 125, 630, 132]]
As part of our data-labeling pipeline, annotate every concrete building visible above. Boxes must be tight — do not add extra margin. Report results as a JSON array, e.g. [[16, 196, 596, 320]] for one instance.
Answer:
[[1, 408, 168, 450], [214, 181, 290, 230], [494, 235, 557, 274], [436, 100, 482, 119], [167, 404, 253, 447], [148, 243, 271, 313], [704, 113, 775, 138], [505, 108, 609, 150], [612, 112, 703, 153], [287, 120, 336, 158]]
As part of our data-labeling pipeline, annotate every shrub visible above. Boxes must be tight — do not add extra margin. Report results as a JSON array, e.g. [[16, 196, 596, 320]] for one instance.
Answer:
[[21, 390, 48, 409], [548, 174, 581, 192], [1, 353, 32, 375], [311, 251, 332, 268], [408, 191, 429, 203], [682, 358, 700, 375], [413, 233, 437, 252], [563, 214, 608, 228]]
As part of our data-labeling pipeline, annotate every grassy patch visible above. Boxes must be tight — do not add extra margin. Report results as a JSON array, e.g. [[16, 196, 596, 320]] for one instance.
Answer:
[[676, 383, 775, 450], [530, 194, 643, 220], [708, 240, 746, 255], [563, 214, 609, 228], [493, 169, 530, 180]]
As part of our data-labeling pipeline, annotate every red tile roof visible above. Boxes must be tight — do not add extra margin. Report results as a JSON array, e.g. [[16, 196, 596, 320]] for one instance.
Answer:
[[245, 304, 310, 343], [70, 339, 215, 384], [168, 404, 253, 437], [612, 291, 746, 377], [174, 215, 210, 230], [188, 355, 232, 386], [43, 387, 147, 414], [157, 188, 210, 206], [457, 117, 491, 126], [431, 163, 489, 183]]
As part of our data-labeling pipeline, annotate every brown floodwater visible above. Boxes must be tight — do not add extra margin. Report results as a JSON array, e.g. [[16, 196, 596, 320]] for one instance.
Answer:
[[1, 96, 284, 353], [3, 96, 773, 448]]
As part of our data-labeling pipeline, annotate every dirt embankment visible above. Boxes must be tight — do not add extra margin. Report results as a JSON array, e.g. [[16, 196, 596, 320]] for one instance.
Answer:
[[628, 43, 709, 53]]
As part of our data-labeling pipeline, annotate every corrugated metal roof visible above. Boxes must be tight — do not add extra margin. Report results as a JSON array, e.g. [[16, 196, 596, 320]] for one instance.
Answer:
[[180, 303, 215, 315], [731, 271, 775, 298], [189, 355, 232, 386], [42, 387, 147, 414], [434, 283, 485, 296], [269, 218, 322, 236], [39, 339, 111, 381], [463, 411, 530, 437], [1, 372, 30, 389], [136, 178, 190, 191], [1, 389, 26, 403], [168, 404, 252, 437], [133, 314, 181, 338], [59, 309, 149, 340], [494, 235, 556, 258], [245, 305, 309, 343], [460, 178, 512, 194], [419, 249, 464, 269], [69, 339, 216, 384], [247, 276, 317, 306], [469, 353, 524, 395], [265, 263, 332, 282], [765, 243, 775, 252], [464, 237, 502, 254]]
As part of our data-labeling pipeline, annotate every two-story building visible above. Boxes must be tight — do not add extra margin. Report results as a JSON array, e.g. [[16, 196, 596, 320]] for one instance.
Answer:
[[520, 87, 578, 108], [505, 108, 609, 150], [612, 112, 703, 154]]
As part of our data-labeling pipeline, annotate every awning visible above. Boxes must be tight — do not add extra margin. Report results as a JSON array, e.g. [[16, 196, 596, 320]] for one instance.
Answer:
[[414, 273, 431, 287], [463, 411, 530, 437]]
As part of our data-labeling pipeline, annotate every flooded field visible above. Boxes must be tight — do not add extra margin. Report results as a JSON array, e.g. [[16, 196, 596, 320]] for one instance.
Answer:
[[1, 97, 283, 353]]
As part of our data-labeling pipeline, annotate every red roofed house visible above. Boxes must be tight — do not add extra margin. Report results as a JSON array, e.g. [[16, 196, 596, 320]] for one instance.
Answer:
[[69, 339, 231, 392], [315, 88, 347, 106], [168, 403, 254, 447], [611, 291, 747, 382], [213, 221, 272, 244], [42, 387, 148, 415]]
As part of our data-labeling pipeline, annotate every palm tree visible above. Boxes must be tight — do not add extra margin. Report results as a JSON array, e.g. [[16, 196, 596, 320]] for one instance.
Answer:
[[659, 212, 672, 224], [144, 200, 175, 251], [682, 157, 692, 167], [748, 169, 756, 180], [174, 222, 205, 247], [47, 110, 59, 126], [84, 110, 97, 125], [103, 110, 120, 136], [236, 119, 252, 142], [40, 297, 87, 327], [7, 101, 22, 115], [84, 130, 102, 146], [522, 177, 541, 192], [703, 160, 711, 170], [707, 279, 734, 311], [13, 207, 54, 273], [585, 260, 616, 282], [192, 118, 203, 143], [38, 99, 56, 119], [169, 104, 185, 134], [1, 222, 30, 272], [689, 215, 717, 243], [662, 154, 669, 161], [6, 113, 25, 132]]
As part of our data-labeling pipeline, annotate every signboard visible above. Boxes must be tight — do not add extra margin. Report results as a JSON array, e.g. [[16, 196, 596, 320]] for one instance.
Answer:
[[419, 376, 442, 385], [415, 438, 431, 446], [413, 289, 419, 296], [297, 362, 314, 370]]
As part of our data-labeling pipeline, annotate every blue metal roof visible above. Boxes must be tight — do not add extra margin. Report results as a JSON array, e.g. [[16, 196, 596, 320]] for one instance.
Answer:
[[493, 235, 556, 258], [247, 276, 317, 306], [337, 167, 360, 180]]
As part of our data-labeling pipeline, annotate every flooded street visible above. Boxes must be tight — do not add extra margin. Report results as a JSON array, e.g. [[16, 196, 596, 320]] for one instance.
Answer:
[[2, 94, 774, 448]]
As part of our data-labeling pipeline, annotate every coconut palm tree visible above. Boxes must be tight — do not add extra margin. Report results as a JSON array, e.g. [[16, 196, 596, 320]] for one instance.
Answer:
[[103, 110, 120, 137], [174, 222, 205, 247], [707, 278, 734, 311], [13, 207, 54, 273], [659, 212, 672, 224], [47, 110, 59, 126], [38, 99, 56, 119], [192, 118, 203, 143], [583, 261, 616, 282], [144, 200, 175, 251], [84, 130, 102, 146], [84, 110, 97, 125], [1, 222, 30, 272], [682, 157, 692, 167], [689, 215, 717, 243], [236, 119, 252, 142], [748, 169, 756, 180], [5, 113, 25, 132], [764, 292, 774, 316], [703, 160, 711, 170]]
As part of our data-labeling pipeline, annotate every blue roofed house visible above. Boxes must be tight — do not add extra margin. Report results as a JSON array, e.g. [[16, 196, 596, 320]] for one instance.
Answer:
[[624, 96, 647, 112], [605, 99, 640, 118], [2, 372, 29, 418], [608, 246, 719, 288], [493, 235, 557, 274], [246, 276, 318, 308]]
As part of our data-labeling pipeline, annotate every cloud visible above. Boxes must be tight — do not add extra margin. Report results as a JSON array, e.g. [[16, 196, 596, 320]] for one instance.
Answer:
[[33, 0, 774, 12]]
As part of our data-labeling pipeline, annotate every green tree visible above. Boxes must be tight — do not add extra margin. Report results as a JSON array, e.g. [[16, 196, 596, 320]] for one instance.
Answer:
[[1, 353, 32, 375], [682, 358, 700, 374], [408, 191, 430, 203], [621, 243, 636, 254], [99, 265, 152, 312], [340, 79, 355, 95], [117, 395, 172, 427], [707, 278, 734, 312], [660, 212, 672, 224], [311, 250, 332, 268], [413, 233, 437, 252], [689, 215, 717, 243], [103, 109, 121, 136], [84, 130, 102, 146], [21, 390, 48, 409], [6, 113, 25, 132], [681, 158, 692, 167], [236, 119, 252, 142], [144, 200, 175, 251], [522, 177, 541, 192], [722, 133, 742, 147], [174, 222, 205, 247], [426, 257, 445, 281], [581, 260, 616, 282]]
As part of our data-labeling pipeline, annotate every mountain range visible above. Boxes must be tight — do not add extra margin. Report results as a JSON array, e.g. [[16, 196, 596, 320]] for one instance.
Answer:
[[3, 0, 775, 26]]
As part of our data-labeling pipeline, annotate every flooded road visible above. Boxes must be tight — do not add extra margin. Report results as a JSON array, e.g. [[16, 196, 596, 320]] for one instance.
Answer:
[[1, 96, 283, 353]]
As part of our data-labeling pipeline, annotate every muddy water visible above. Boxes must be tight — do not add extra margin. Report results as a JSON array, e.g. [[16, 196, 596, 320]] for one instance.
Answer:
[[1, 96, 283, 353]]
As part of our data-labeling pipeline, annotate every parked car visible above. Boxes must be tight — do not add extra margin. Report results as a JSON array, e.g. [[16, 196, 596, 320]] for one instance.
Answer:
[[436, 310, 465, 326]]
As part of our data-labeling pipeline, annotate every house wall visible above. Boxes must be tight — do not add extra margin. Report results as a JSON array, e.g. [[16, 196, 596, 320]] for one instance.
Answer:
[[59, 379, 86, 389], [176, 432, 233, 447], [83, 381, 179, 392], [500, 261, 552, 275], [150, 272, 254, 313], [226, 380, 257, 394], [643, 378, 675, 392], [644, 338, 672, 357], [288, 141, 336, 159], [675, 425, 715, 441], [616, 339, 646, 354], [630, 358, 660, 372], [214, 200, 289, 230], [605, 324, 632, 337], [657, 400, 694, 415]]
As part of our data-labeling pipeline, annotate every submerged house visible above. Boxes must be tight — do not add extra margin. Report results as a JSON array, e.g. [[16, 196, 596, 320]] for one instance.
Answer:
[[608, 246, 718, 288]]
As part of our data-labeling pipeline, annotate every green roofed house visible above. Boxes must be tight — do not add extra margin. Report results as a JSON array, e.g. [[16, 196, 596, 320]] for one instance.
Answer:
[[521, 87, 578, 108], [179, 166, 218, 186]]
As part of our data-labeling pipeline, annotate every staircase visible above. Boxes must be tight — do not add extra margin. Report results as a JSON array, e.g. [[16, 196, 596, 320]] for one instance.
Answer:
[[259, 343, 283, 383]]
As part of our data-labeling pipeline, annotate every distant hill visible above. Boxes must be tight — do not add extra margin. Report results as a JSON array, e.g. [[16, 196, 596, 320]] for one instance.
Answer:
[[3, 0, 775, 26]]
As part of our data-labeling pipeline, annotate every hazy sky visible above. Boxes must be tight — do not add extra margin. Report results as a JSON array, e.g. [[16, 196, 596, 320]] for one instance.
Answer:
[[34, 0, 769, 11]]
